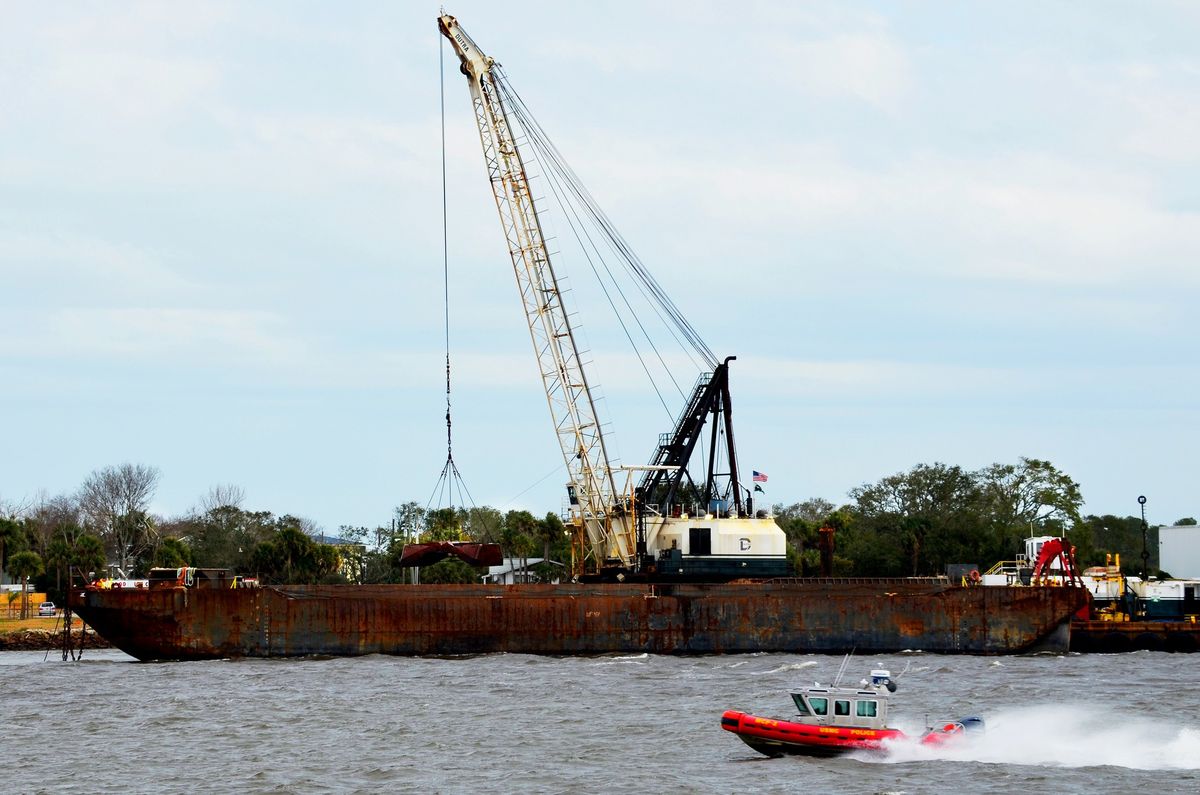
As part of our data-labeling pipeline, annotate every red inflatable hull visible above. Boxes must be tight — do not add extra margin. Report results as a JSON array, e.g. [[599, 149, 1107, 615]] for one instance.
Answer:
[[721, 710, 961, 757]]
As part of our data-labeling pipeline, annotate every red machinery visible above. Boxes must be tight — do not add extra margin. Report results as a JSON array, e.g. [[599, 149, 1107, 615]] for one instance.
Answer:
[[1030, 537, 1082, 588]]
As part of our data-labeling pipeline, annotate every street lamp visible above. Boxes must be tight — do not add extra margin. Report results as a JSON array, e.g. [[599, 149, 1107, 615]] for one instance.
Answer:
[[1138, 495, 1149, 580]]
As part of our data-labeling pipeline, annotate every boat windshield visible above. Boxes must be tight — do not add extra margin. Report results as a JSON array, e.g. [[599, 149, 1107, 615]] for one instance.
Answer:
[[790, 694, 811, 715]]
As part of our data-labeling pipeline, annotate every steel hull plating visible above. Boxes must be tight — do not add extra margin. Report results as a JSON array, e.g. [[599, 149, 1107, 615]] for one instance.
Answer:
[[70, 581, 1087, 661], [1070, 619, 1200, 653]]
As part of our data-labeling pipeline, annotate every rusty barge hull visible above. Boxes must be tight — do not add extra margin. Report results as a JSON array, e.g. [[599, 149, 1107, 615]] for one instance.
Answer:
[[70, 580, 1087, 661], [1070, 619, 1200, 653]]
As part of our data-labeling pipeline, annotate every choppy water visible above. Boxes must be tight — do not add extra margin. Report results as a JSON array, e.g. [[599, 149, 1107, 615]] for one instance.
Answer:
[[3, 649, 1198, 794]]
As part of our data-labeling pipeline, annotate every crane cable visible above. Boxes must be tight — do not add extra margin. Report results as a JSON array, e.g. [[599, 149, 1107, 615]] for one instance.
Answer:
[[491, 68, 719, 474], [427, 32, 475, 513], [495, 70, 718, 373], [501, 83, 680, 418]]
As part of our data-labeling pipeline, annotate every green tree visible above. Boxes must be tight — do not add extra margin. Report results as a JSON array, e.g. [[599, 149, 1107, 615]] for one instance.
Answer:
[[22, 495, 83, 563], [275, 525, 316, 579], [538, 512, 567, 562], [393, 501, 426, 545], [0, 517, 28, 586], [773, 499, 836, 524], [976, 458, 1084, 564], [182, 506, 280, 570], [8, 550, 44, 619], [418, 557, 478, 583], [771, 499, 838, 575], [463, 506, 503, 545], [45, 528, 107, 599], [313, 544, 343, 583], [1175, 517, 1198, 526], [423, 507, 463, 542], [848, 463, 984, 576], [501, 510, 539, 574], [837, 514, 906, 576], [1083, 515, 1158, 573], [151, 537, 192, 569], [249, 526, 344, 584], [511, 533, 538, 580]]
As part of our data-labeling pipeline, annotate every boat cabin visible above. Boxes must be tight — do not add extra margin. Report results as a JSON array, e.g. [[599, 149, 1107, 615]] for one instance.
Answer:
[[788, 669, 894, 731]]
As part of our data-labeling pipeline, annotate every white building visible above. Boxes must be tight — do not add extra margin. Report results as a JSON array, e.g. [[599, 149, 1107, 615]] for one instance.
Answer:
[[482, 558, 564, 585], [1159, 525, 1200, 579]]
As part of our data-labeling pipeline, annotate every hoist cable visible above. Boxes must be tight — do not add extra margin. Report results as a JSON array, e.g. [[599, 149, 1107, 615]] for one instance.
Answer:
[[427, 30, 474, 514]]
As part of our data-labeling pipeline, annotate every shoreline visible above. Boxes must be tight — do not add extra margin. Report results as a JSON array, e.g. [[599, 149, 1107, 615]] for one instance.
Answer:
[[0, 627, 111, 652]]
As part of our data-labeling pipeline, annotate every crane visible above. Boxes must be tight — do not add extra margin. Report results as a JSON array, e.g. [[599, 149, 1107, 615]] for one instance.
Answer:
[[438, 14, 787, 580]]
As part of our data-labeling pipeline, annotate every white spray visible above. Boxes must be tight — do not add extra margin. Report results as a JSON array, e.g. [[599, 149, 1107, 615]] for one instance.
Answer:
[[870, 703, 1200, 771]]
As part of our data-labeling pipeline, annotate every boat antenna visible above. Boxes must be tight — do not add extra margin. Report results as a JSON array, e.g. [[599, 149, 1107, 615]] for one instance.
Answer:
[[832, 649, 855, 687], [427, 26, 475, 514]]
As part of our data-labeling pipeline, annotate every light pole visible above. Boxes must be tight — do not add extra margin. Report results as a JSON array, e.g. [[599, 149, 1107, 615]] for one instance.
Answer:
[[1138, 495, 1149, 580]]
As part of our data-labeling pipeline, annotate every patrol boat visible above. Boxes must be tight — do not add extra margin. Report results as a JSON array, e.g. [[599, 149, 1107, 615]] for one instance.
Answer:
[[721, 668, 984, 757]]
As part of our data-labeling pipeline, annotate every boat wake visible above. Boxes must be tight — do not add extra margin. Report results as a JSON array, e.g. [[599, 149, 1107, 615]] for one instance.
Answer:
[[864, 704, 1200, 770], [596, 652, 649, 664], [759, 661, 819, 675]]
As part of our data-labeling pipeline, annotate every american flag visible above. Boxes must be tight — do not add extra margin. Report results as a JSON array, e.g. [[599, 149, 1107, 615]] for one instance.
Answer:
[[752, 470, 768, 483]]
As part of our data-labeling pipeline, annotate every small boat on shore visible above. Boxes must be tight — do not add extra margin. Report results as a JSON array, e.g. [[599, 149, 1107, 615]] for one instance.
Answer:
[[721, 668, 984, 757]]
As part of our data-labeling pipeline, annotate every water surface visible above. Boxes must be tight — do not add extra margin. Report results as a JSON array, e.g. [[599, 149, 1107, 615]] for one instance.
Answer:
[[3, 649, 1197, 793]]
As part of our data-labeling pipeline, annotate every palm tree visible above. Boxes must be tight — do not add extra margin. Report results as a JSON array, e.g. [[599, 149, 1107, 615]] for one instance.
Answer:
[[0, 517, 26, 587], [8, 551, 44, 619], [46, 530, 107, 589]]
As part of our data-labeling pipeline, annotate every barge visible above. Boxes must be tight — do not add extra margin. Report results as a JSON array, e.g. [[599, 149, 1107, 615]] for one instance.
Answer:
[[69, 571, 1087, 661], [983, 534, 1200, 652]]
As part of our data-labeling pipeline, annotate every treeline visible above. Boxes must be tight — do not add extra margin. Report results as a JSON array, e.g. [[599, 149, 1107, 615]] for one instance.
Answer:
[[773, 458, 1195, 578], [3, 458, 1195, 609], [0, 465, 573, 605]]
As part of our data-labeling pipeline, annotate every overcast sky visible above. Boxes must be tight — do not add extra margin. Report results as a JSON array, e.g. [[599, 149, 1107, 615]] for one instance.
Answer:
[[2, 1, 1197, 533]]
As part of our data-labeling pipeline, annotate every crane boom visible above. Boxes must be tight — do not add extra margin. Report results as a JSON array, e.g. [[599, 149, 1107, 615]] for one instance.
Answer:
[[438, 14, 790, 583], [438, 14, 629, 569]]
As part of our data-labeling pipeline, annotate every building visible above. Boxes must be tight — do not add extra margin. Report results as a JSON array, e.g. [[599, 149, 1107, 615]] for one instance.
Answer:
[[481, 558, 564, 585], [1159, 525, 1200, 579]]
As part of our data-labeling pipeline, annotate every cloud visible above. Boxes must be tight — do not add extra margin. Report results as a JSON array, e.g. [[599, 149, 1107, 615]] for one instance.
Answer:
[[546, 133, 1200, 291], [0, 227, 196, 299], [531, 38, 667, 74], [738, 356, 1010, 400], [3, 4, 229, 127], [28, 307, 293, 359], [763, 30, 912, 111], [1119, 65, 1200, 162]]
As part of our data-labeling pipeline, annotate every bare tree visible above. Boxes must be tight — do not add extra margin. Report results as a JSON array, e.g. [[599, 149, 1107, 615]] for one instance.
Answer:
[[0, 492, 33, 519], [197, 484, 246, 514], [25, 493, 82, 557], [298, 516, 323, 539], [78, 463, 161, 574]]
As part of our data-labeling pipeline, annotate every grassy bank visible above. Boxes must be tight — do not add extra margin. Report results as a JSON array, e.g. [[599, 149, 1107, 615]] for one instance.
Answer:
[[0, 615, 110, 651]]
